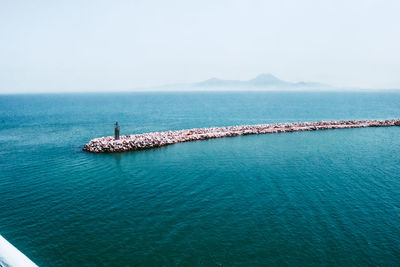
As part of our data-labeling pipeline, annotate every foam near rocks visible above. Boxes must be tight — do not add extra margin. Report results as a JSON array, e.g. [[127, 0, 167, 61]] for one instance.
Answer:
[[83, 119, 400, 153]]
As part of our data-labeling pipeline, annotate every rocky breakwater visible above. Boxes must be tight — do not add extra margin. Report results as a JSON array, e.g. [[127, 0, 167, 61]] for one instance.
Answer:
[[83, 119, 400, 153]]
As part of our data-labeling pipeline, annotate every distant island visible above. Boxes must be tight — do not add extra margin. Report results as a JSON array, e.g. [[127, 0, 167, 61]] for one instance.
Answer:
[[142, 73, 334, 91], [195, 73, 328, 89]]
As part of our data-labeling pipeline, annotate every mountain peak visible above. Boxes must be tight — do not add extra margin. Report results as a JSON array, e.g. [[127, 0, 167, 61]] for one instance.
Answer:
[[248, 73, 286, 85], [252, 73, 279, 81]]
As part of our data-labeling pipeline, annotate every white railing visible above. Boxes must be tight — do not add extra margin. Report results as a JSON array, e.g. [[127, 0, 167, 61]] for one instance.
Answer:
[[0, 235, 37, 267]]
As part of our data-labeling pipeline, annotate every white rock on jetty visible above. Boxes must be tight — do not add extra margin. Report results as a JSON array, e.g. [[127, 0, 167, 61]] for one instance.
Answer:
[[83, 119, 400, 153]]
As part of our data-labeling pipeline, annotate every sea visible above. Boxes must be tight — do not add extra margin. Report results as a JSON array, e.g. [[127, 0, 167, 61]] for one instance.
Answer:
[[0, 91, 399, 266]]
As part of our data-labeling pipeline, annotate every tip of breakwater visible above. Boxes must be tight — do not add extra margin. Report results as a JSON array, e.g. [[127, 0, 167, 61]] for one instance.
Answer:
[[83, 119, 400, 153]]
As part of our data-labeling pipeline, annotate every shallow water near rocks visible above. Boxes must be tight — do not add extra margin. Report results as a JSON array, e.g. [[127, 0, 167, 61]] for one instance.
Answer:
[[0, 91, 400, 266]]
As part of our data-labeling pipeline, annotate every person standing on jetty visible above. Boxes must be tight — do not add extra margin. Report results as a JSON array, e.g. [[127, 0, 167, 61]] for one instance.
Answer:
[[114, 122, 120, 140]]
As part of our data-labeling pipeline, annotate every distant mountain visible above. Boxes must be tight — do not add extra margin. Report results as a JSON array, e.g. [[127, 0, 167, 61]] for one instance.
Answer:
[[136, 74, 333, 91], [195, 77, 243, 87], [194, 74, 329, 89], [247, 73, 289, 86]]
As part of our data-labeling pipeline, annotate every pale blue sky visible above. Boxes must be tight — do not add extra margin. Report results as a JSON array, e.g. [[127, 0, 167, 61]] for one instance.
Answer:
[[1, 0, 399, 93]]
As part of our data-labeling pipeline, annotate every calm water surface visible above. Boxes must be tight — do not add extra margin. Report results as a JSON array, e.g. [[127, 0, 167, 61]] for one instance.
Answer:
[[0, 92, 400, 266]]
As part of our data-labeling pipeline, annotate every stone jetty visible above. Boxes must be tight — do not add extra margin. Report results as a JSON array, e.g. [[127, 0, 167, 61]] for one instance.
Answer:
[[83, 119, 400, 153]]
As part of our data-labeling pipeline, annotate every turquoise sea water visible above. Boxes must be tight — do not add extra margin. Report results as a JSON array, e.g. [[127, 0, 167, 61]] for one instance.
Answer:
[[0, 92, 400, 266]]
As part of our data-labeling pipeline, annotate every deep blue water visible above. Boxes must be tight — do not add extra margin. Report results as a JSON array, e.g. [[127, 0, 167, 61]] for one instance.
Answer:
[[0, 91, 400, 266]]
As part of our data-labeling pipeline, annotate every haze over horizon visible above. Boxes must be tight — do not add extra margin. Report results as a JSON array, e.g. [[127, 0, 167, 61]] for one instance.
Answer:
[[1, 0, 400, 93]]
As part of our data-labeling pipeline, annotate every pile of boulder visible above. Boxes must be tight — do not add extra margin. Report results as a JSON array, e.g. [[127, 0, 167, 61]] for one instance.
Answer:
[[83, 119, 400, 153]]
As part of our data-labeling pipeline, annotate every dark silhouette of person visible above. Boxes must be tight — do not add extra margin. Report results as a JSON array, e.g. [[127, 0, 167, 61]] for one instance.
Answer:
[[114, 122, 120, 140]]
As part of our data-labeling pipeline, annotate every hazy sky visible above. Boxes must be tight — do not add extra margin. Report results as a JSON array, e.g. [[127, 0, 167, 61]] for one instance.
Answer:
[[1, 0, 400, 93]]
